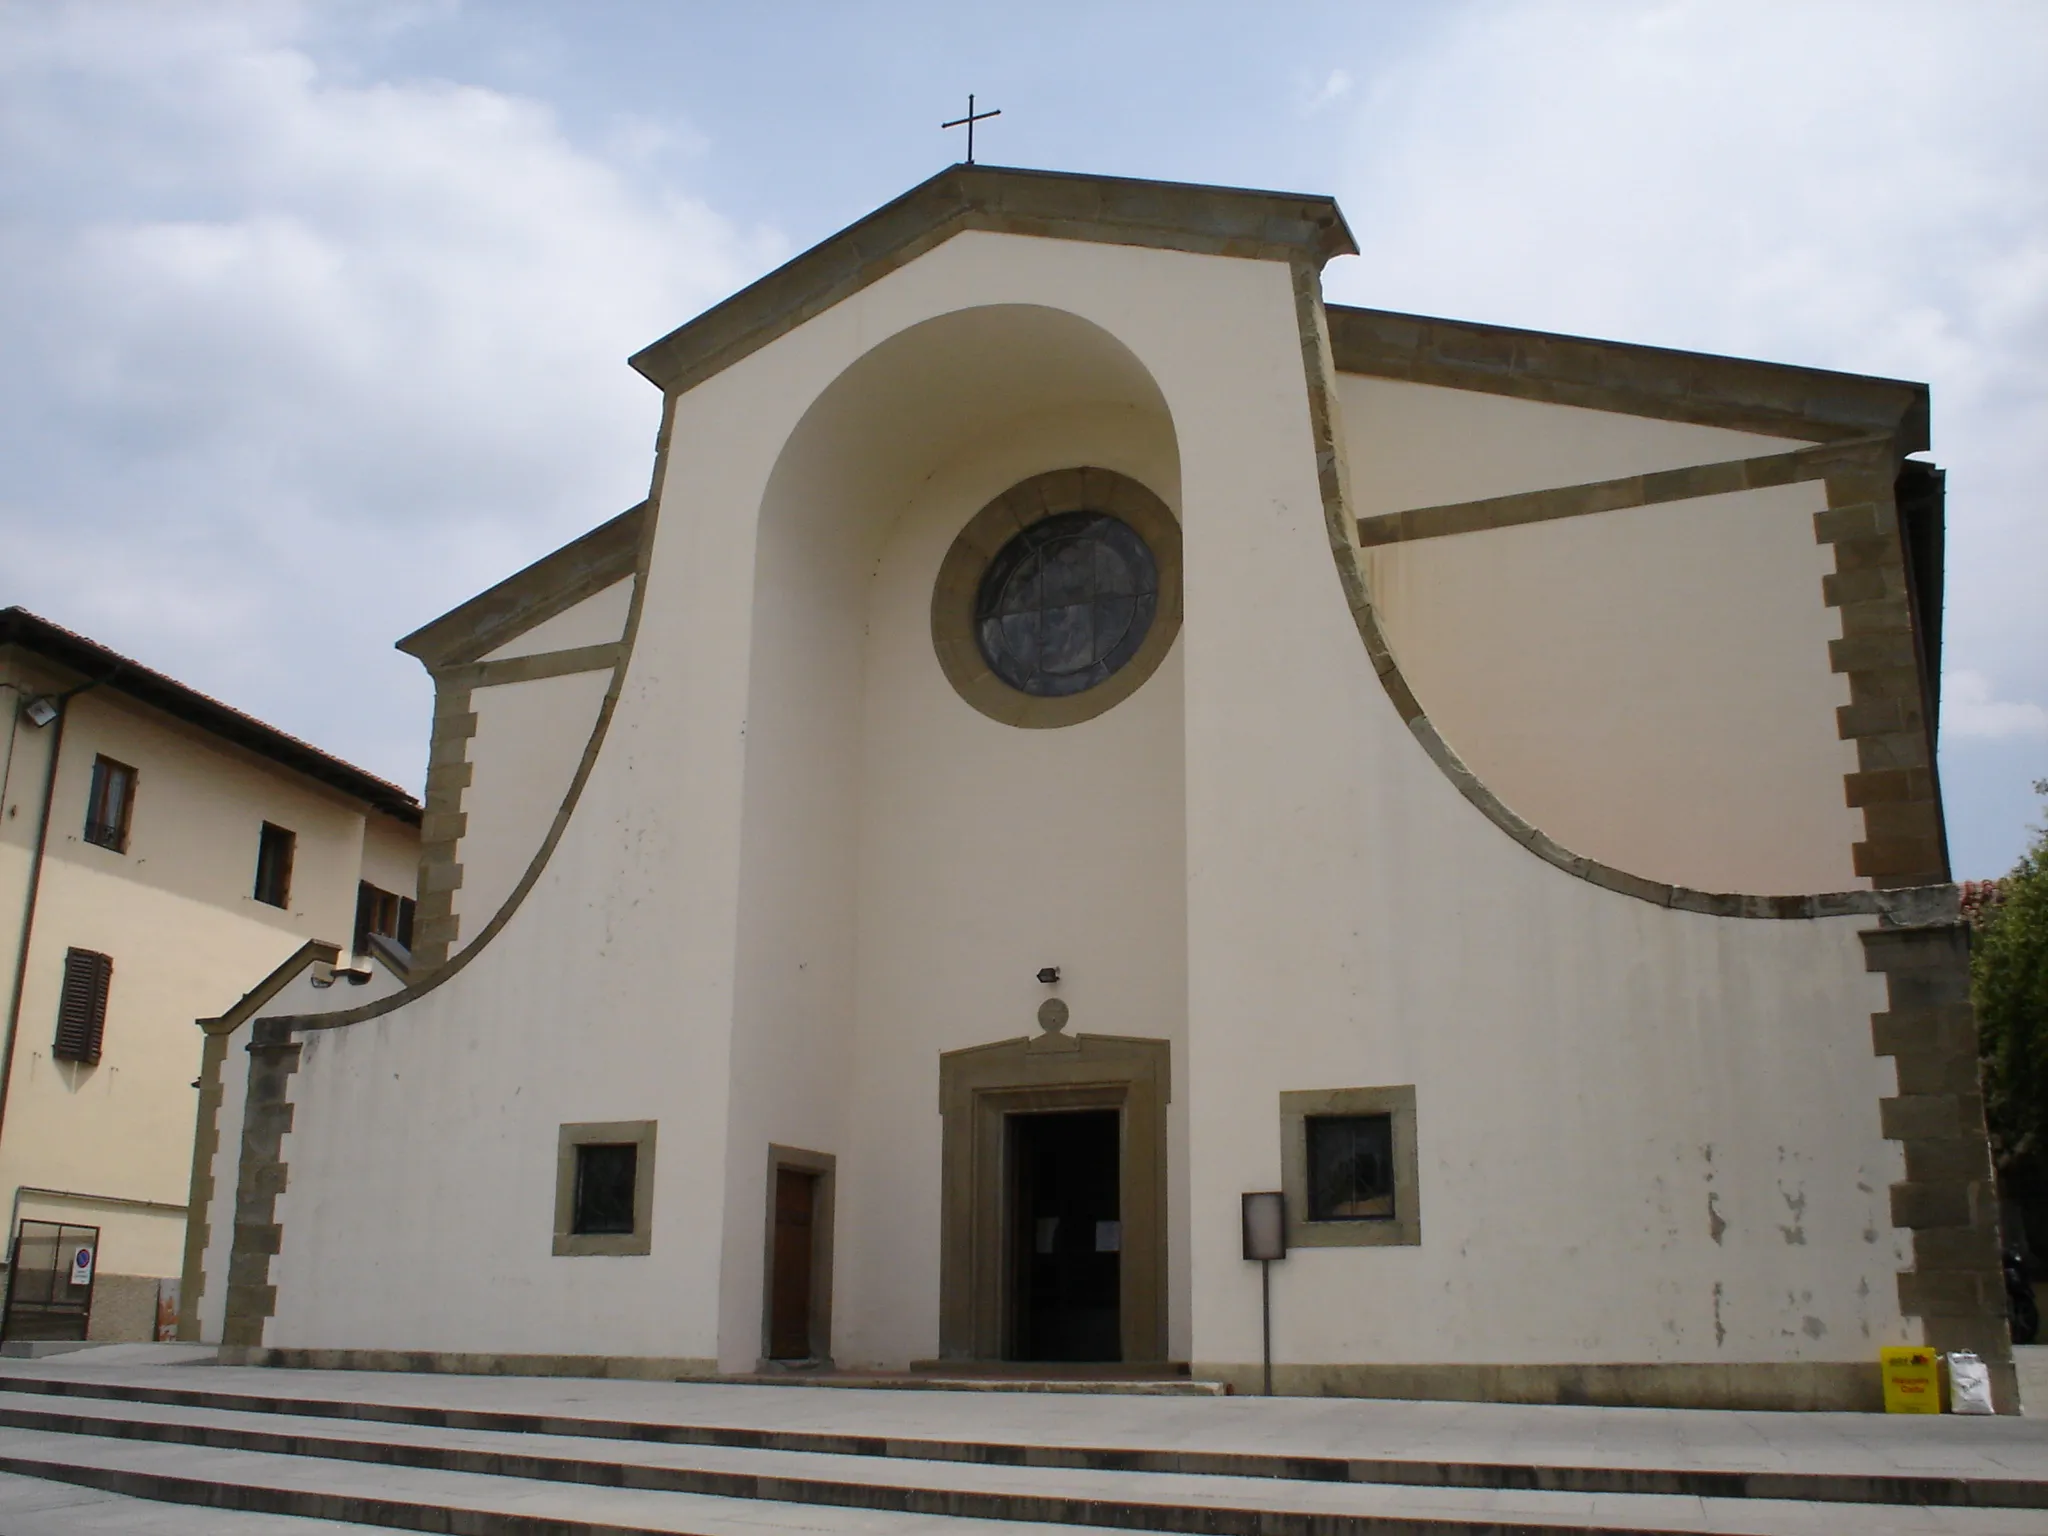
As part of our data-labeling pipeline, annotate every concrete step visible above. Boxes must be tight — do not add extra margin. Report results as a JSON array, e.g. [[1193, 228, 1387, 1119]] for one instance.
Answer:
[[0, 1390, 2042, 1535], [0, 1467, 369, 1534], [1, 1369, 2042, 1512], [0, 1425, 1083, 1535]]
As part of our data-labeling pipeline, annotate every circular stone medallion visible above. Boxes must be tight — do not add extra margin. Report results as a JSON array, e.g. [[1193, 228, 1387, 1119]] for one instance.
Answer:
[[975, 512, 1158, 698]]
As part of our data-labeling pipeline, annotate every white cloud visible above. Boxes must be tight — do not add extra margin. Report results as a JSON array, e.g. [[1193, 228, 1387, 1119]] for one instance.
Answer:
[[0, 3, 779, 790], [1300, 68, 1354, 116], [1317, 0, 2048, 866], [1944, 671, 2048, 742]]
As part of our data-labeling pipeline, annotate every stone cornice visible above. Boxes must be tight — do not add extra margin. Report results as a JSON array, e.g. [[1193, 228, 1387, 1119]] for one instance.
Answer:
[[629, 164, 1356, 396]]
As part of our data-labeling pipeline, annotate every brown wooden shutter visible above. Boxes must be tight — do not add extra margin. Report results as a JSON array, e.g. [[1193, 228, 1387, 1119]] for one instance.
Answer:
[[53, 948, 113, 1065]]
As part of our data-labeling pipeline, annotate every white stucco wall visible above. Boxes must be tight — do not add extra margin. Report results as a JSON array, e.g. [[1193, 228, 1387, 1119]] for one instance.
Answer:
[[481, 578, 633, 663], [1338, 376, 1805, 519], [192, 949, 407, 1343], [1363, 484, 1863, 895], [1181, 279, 1905, 1369], [1338, 376, 1861, 896], [256, 228, 1911, 1379], [450, 668, 611, 950]]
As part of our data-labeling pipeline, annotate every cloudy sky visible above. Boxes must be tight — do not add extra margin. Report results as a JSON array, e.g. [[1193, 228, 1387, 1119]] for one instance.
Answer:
[[2, 0, 2043, 876]]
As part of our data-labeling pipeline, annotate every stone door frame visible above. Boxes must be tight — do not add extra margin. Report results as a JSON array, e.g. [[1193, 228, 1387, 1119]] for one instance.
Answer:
[[759, 1143, 836, 1368], [937, 1032, 1169, 1363]]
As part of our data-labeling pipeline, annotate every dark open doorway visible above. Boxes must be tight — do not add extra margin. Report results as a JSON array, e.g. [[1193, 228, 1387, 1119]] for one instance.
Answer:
[[1008, 1108, 1120, 1361], [767, 1167, 819, 1360], [759, 1144, 836, 1369]]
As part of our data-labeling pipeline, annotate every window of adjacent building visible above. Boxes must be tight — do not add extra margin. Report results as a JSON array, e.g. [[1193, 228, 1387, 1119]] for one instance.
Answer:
[[83, 757, 136, 853], [353, 881, 417, 954], [253, 823, 295, 908], [572, 1143, 638, 1235], [1306, 1113, 1395, 1222], [53, 948, 113, 1065]]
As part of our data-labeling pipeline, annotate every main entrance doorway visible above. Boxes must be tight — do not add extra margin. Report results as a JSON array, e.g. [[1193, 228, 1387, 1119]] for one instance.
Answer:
[[937, 1031, 1169, 1364], [1009, 1109, 1120, 1361]]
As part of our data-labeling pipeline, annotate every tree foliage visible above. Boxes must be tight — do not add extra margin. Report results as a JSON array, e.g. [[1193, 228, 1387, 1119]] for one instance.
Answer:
[[1972, 780, 2048, 1198]]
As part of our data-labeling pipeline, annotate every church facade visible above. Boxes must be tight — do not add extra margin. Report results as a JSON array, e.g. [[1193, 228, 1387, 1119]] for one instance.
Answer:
[[187, 166, 2012, 1410]]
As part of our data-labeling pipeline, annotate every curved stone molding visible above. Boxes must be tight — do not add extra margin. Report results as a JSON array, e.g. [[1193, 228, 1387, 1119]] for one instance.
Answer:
[[1287, 258, 1943, 927], [932, 466, 1182, 729], [219, 407, 672, 1353], [258, 403, 673, 1042]]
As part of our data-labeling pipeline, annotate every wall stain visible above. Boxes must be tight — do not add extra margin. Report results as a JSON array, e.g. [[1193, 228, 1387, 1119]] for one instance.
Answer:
[[1707, 1191, 1726, 1246], [1712, 1281, 1726, 1347], [1778, 1185, 1807, 1246]]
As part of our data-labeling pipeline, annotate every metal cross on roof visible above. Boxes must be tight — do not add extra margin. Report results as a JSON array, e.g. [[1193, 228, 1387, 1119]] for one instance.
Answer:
[[942, 94, 1000, 165]]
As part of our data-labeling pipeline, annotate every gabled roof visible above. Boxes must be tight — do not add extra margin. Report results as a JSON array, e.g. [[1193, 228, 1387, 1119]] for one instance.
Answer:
[[0, 607, 420, 824], [628, 164, 1357, 395], [1328, 305, 1930, 450]]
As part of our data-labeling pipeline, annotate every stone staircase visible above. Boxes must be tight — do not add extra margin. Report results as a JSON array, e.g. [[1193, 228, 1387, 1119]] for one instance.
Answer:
[[0, 1363, 2042, 1534]]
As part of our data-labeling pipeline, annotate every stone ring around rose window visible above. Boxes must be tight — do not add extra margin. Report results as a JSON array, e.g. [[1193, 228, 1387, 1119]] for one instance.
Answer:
[[931, 467, 1183, 729]]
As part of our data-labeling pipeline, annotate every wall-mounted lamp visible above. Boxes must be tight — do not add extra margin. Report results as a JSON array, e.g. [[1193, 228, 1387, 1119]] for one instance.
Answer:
[[1241, 1191, 1287, 1396], [1036, 966, 1060, 985], [21, 697, 57, 729]]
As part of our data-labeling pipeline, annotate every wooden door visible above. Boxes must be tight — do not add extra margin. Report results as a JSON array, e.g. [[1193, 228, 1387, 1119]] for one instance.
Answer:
[[768, 1168, 817, 1360]]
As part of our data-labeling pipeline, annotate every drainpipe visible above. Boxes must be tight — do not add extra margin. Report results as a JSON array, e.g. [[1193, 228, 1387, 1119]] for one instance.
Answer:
[[0, 674, 117, 1168], [0, 683, 25, 827]]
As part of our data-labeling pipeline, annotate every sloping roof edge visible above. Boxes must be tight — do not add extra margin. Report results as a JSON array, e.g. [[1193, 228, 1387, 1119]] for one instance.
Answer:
[[197, 940, 343, 1037], [0, 608, 420, 824], [628, 163, 1357, 395], [396, 502, 645, 670], [1328, 305, 1930, 450]]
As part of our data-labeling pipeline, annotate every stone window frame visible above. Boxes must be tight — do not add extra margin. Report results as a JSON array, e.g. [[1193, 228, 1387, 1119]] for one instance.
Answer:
[[931, 466, 1183, 730], [553, 1120, 657, 1257], [1279, 1085, 1420, 1248]]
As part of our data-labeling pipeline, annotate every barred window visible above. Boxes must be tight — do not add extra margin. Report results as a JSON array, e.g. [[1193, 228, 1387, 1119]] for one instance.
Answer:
[[1306, 1114, 1396, 1222], [83, 757, 136, 853]]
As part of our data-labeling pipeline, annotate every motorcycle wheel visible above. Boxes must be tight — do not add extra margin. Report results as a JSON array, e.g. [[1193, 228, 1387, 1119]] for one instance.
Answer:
[[2014, 1281, 2041, 1346]]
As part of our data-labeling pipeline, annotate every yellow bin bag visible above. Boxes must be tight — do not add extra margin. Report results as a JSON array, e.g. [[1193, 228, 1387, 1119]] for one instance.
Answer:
[[1880, 1346, 1942, 1413]]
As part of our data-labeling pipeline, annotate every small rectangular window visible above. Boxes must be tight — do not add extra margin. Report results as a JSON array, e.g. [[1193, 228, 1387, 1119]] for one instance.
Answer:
[[1306, 1113, 1395, 1222], [253, 823, 295, 908], [554, 1120, 656, 1256], [83, 757, 136, 853], [53, 948, 113, 1065], [572, 1143, 638, 1235], [353, 881, 418, 954]]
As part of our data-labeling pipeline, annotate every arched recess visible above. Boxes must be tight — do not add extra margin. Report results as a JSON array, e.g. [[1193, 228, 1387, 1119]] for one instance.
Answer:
[[724, 302, 1188, 1367], [730, 297, 1183, 1086]]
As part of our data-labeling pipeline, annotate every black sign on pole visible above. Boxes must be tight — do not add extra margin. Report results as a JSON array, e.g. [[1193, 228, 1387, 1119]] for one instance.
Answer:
[[1241, 1192, 1286, 1396]]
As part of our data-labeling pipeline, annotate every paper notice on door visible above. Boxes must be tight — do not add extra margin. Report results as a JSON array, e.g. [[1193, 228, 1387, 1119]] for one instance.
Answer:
[[1095, 1221, 1121, 1253], [1036, 1218, 1059, 1254]]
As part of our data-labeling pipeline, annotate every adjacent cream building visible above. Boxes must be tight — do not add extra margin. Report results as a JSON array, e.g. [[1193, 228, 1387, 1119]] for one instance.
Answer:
[[191, 166, 2011, 1410], [0, 608, 419, 1340]]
